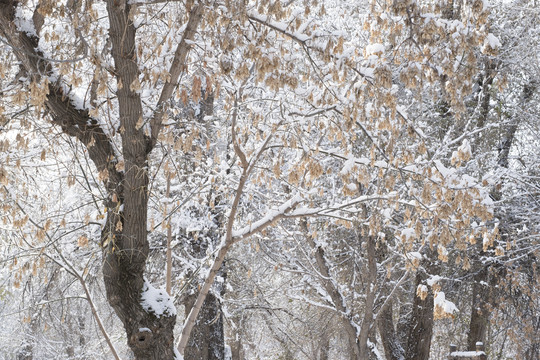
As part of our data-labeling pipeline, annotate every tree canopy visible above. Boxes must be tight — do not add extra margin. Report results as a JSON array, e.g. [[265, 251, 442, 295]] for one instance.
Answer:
[[0, 0, 538, 359]]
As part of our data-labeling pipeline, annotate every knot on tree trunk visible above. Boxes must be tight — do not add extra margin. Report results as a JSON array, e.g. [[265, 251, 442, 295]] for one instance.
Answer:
[[131, 328, 153, 349]]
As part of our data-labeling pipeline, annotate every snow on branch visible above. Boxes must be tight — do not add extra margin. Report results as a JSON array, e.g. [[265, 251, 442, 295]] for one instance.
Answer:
[[141, 279, 177, 318], [247, 11, 311, 44], [231, 194, 303, 242]]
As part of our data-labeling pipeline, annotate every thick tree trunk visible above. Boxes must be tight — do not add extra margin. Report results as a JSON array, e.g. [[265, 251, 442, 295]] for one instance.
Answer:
[[378, 301, 405, 360], [467, 267, 490, 351], [318, 330, 330, 360], [404, 272, 434, 360], [100, 0, 177, 358], [0, 0, 205, 358], [229, 329, 245, 360]]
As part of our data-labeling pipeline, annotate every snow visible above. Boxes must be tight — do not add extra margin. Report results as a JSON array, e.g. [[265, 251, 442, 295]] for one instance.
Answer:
[[400, 228, 416, 241], [450, 350, 486, 357], [365, 43, 385, 55], [224, 344, 232, 360], [232, 194, 303, 238], [427, 275, 441, 286], [459, 139, 472, 159], [434, 291, 458, 315], [174, 347, 183, 360], [14, 6, 37, 37], [408, 251, 422, 261], [140, 279, 177, 318], [368, 340, 384, 360], [483, 33, 502, 53], [340, 155, 356, 175], [247, 11, 310, 42], [486, 33, 501, 48]]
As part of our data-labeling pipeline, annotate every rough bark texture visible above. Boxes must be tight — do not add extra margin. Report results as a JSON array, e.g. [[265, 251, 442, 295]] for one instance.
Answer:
[[358, 236, 377, 359], [404, 271, 434, 360], [467, 265, 491, 351], [378, 301, 405, 360], [0, 0, 183, 357], [101, 1, 177, 357], [230, 340, 244, 360], [318, 330, 330, 360], [184, 293, 225, 360]]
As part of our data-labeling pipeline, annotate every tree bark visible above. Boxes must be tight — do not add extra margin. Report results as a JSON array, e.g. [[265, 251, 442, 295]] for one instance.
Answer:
[[302, 222, 362, 359], [0, 0, 180, 357], [404, 271, 434, 360], [184, 293, 225, 360], [378, 300, 405, 360], [99, 1, 178, 358], [319, 330, 330, 360], [467, 266, 491, 351], [358, 236, 377, 359]]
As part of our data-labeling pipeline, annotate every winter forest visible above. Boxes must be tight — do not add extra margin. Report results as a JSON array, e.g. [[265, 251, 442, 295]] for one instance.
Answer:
[[0, 0, 538, 359]]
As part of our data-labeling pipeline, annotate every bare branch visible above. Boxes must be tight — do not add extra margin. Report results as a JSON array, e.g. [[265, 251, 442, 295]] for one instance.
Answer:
[[5, 188, 121, 359], [149, 3, 203, 150], [0, 1, 122, 196], [231, 93, 249, 169], [231, 195, 302, 243]]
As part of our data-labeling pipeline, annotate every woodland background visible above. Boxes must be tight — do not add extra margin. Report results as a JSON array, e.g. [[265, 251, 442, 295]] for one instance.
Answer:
[[0, 0, 538, 359]]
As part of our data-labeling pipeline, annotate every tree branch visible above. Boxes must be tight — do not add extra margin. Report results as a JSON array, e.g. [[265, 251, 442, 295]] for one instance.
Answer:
[[0, 0, 122, 197], [149, 2, 203, 150]]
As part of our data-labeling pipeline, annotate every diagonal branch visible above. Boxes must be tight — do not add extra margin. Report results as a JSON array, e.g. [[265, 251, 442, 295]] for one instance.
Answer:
[[0, 0, 122, 196], [231, 195, 303, 242], [149, 3, 204, 150]]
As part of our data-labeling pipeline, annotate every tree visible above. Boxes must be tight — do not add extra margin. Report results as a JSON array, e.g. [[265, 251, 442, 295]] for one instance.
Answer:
[[1, 0, 530, 359], [0, 0, 202, 357]]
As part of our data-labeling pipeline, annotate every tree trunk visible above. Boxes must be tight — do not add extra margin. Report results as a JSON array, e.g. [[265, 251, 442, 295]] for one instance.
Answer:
[[319, 330, 330, 360], [100, 0, 177, 358], [302, 221, 361, 359], [184, 292, 225, 360], [229, 329, 245, 360], [378, 301, 405, 360], [358, 236, 377, 359], [467, 267, 490, 351], [404, 272, 434, 360], [0, 0, 203, 357]]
